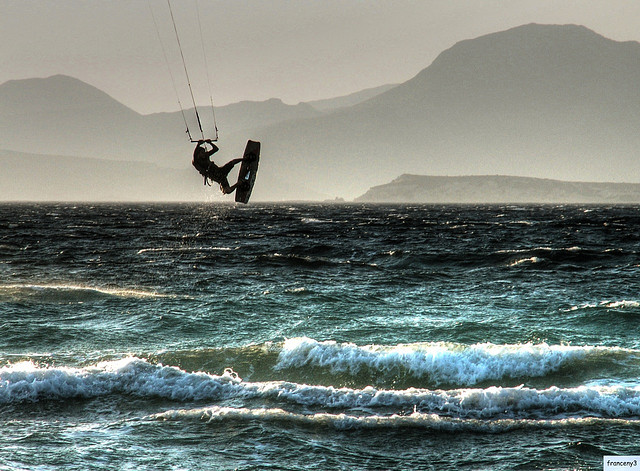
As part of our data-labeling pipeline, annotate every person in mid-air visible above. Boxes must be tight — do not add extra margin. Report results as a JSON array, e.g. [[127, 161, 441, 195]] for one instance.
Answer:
[[192, 139, 246, 194]]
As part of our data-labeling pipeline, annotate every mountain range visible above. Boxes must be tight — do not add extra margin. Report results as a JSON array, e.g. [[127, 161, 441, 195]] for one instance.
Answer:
[[2, 23, 639, 202]]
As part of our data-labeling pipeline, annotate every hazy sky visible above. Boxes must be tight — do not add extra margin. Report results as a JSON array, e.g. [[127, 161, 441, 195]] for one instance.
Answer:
[[3, 0, 640, 114]]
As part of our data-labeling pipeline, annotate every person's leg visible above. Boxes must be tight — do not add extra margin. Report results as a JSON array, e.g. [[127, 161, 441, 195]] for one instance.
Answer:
[[223, 181, 242, 194], [221, 158, 244, 174], [218, 158, 247, 194], [219, 177, 233, 194]]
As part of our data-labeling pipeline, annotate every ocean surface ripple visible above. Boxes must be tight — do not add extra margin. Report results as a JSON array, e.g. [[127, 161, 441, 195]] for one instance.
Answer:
[[1, 203, 639, 470]]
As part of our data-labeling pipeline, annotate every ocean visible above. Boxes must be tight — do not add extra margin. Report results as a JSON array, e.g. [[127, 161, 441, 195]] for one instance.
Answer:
[[1, 202, 639, 470]]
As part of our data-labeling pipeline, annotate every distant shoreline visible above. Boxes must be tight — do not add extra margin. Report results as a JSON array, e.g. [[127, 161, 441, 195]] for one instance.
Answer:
[[2, 199, 640, 206], [355, 174, 640, 204]]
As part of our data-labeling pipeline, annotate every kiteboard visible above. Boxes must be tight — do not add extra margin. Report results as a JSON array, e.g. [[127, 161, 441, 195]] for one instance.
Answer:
[[235, 140, 261, 204]]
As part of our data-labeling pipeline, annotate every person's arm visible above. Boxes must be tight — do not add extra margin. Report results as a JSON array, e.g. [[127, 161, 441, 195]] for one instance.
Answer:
[[206, 143, 219, 157]]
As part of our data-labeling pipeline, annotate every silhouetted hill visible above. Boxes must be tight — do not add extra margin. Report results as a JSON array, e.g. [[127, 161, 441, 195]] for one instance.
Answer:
[[355, 174, 640, 203], [214, 98, 322, 130], [0, 75, 322, 169], [0, 75, 150, 160], [0, 75, 136, 118], [253, 24, 640, 198], [0, 74, 339, 200], [2, 24, 640, 201], [307, 84, 397, 111]]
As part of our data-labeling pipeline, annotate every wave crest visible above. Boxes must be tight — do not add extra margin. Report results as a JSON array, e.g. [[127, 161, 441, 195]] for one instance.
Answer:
[[274, 337, 628, 386], [3, 358, 640, 421], [152, 405, 640, 432]]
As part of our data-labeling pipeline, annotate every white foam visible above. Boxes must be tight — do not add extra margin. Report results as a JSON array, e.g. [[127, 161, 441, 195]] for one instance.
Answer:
[[137, 246, 235, 255], [285, 287, 308, 294], [151, 405, 640, 432], [259, 381, 640, 419], [564, 300, 640, 312], [602, 300, 640, 309], [0, 358, 243, 403], [0, 283, 167, 299], [495, 246, 581, 255], [301, 217, 329, 224], [508, 256, 541, 266], [4, 357, 640, 420], [275, 337, 625, 385]]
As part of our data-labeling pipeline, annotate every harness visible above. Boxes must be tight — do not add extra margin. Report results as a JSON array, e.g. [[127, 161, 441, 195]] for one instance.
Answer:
[[197, 162, 225, 189], [201, 168, 211, 186], [193, 146, 213, 186]]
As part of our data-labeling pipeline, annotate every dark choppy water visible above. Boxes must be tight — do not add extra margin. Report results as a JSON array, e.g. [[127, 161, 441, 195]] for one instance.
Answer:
[[1, 203, 640, 470]]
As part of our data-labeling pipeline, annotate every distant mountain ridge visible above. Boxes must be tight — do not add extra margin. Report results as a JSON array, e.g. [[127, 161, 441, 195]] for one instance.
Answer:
[[2, 23, 640, 201], [306, 84, 398, 111], [239, 23, 640, 199], [0, 75, 325, 167], [356, 174, 640, 203], [0, 75, 138, 116]]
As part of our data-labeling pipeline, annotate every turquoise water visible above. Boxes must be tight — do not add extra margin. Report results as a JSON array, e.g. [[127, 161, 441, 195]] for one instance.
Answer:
[[1, 203, 639, 470]]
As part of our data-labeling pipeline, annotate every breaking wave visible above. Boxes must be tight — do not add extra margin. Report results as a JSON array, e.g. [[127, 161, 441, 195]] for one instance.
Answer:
[[3, 358, 640, 423], [274, 337, 635, 386], [152, 406, 640, 432]]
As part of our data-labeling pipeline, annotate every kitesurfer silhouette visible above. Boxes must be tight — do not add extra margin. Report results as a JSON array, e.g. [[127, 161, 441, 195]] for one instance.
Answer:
[[191, 140, 248, 194]]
